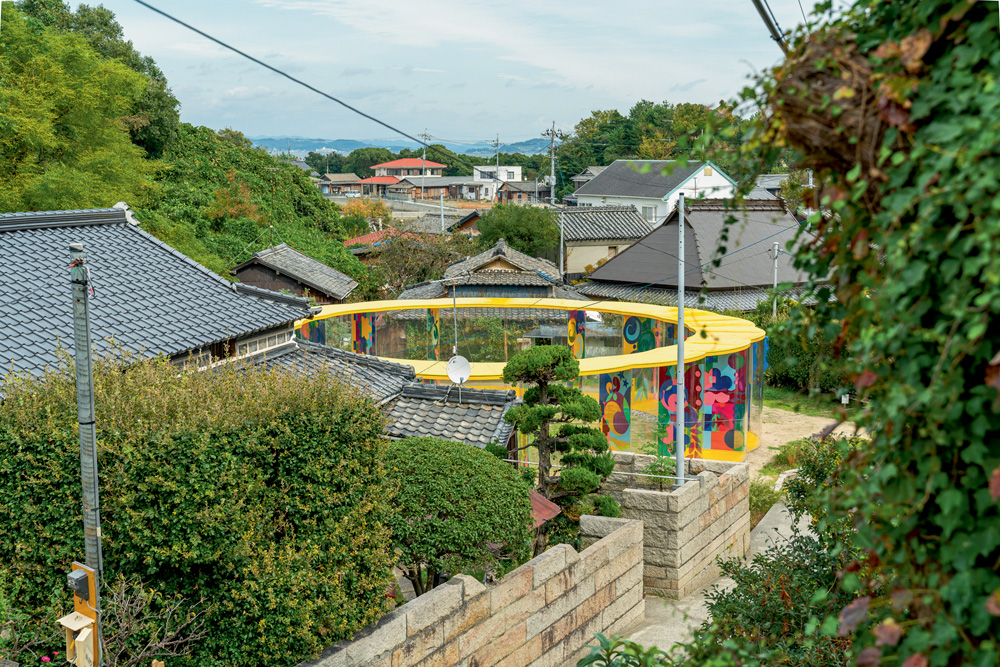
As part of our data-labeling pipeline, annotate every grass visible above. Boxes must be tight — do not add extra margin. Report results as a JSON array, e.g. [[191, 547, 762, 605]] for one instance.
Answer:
[[749, 479, 782, 529], [762, 385, 859, 417]]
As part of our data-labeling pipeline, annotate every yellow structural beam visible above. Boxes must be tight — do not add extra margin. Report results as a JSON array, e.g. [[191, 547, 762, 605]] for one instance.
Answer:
[[299, 298, 763, 381]]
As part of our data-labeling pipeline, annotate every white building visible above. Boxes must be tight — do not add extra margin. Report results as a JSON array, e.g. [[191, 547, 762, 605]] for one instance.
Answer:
[[473, 165, 523, 200], [572, 160, 736, 226]]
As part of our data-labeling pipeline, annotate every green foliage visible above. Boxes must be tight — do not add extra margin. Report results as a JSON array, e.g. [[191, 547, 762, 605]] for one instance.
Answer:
[[475, 204, 560, 259], [0, 6, 159, 212], [138, 124, 378, 296], [556, 101, 751, 199], [576, 633, 669, 667], [591, 494, 621, 519], [343, 146, 395, 178], [18, 0, 181, 158], [385, 437, 533, 596], [674, 532, 856, 667], [304, 150, 346, 176], [783, 437, 861, 532], [0, 353, 395, 667], [639, 441, 677, 492], [696, 4, 1000, 665], [503, 346, 613, 503], [485, 442, 509, 460]]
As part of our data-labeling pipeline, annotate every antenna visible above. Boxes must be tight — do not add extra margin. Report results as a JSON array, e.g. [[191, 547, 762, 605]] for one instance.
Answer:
[[447, 355, 471, 404]]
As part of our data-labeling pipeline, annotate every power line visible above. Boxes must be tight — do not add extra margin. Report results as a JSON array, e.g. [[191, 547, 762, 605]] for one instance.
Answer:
[[132, 0, 429, 148]]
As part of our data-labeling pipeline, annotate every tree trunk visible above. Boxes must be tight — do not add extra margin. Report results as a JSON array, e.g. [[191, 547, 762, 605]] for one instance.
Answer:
[[537, 381, 553, 499]]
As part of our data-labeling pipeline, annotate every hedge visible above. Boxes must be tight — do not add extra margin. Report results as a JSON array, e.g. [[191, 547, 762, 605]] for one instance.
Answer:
[[0, 351, 395, 667]]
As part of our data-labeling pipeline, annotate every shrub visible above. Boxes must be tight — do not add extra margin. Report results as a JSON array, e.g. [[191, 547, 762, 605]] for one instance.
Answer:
[[385, 437, 533, 596], [592, 494, 621, 519], [0, 352, 395, 667]]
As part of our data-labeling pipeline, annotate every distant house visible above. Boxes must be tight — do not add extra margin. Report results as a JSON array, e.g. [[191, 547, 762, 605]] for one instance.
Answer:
[[250, 339, 520, 450], [318, 173, 360, 195], [0, 205, 312, 376], [372, 158, 445, 179], [356, 176, 401, 197], [559, 205, 653, 281], [755, 174, 788, 198], [497, 180, 551, 205], [283, 158, 316, 175], [233, 243, 358, 304], [573, 160, 736, 225], [399, 238, 571, 300], [473, 165, 522, 200], [578, 198, 812, 311], [388, 176, 484, 201], [569, 166, 607, 191], [411, 210, 483, 235]]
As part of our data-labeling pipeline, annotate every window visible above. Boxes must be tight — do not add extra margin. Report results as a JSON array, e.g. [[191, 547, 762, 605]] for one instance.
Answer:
[[517, 193, 523, 202], [507, 171, 515, 180], [704, 166, 714, 176], [641, 206, 657, 222]]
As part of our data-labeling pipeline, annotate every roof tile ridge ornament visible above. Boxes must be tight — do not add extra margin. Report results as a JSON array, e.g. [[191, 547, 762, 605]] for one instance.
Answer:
[[112, 201, 140, 226]]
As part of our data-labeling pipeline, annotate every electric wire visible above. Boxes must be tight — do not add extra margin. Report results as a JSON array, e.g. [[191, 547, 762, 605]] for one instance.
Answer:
[[133, 0, 429, 148]]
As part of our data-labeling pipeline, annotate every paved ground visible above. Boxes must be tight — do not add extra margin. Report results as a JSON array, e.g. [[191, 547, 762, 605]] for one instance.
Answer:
[[617, 501, 810, 657]]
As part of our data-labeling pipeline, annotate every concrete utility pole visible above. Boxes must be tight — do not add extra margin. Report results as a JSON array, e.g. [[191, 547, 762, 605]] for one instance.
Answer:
[[675, 194, 686, 486], [750, 0, 788, 54], [770, 241, 780, 317], [542, 121, 561, 276], [493, 135, 500, 203], [419, 130, 431, 202], [440, 190, 445, 232], [69, 243, 104, 659]]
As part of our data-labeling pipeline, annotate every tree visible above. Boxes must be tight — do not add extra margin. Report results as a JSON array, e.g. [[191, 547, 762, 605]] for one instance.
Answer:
[[0, 6, 157, 212], [344, 146, 395, 178], [476, 204, 560, 260], [304, 150, 345, 176], [17, 0, 181, 158], [367, 224, 476, 297], [502, 346, 613, 551], [385, 437, 533, 597]]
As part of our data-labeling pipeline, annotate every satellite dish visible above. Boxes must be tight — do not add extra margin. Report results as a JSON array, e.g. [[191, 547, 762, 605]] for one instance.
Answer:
[[447, 355, 471, 385]]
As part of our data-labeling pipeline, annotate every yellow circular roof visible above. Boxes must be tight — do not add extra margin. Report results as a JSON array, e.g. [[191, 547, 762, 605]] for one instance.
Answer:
[[302, 298, 764, 381]]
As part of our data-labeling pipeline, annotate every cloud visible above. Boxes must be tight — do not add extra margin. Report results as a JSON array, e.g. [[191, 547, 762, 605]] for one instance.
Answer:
[[343, 67, 375, 76], [670, 78, 708, 93], [225, 86, 274, 99]]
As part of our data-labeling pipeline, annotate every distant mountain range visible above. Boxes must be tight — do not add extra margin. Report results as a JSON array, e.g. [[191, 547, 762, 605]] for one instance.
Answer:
[[247, 135, 551, 158]]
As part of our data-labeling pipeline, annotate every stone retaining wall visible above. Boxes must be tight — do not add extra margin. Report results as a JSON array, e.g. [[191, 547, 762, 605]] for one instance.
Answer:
[[300, 518, 644, 667], [593, 453, 750, 599]]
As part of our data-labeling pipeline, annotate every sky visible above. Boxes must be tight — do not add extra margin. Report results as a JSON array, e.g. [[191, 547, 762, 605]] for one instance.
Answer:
[[96, 0, 816, 144]]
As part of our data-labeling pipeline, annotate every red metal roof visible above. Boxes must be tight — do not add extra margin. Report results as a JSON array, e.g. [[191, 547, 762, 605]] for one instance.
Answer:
[[356, 176, 401, 184], [530, 491, 561, 528], [371, 158, 447, 169], [344, 228, 419, 248]]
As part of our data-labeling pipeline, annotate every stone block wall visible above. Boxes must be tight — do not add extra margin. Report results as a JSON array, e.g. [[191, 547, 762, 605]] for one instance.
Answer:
[[598, 453, 750, 599], [300, 519, 644, 667]]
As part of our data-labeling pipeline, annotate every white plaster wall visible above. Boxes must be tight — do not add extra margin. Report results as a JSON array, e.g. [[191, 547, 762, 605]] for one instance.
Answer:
[[566, 242, 635, 276], [576, 166, 736, 226]]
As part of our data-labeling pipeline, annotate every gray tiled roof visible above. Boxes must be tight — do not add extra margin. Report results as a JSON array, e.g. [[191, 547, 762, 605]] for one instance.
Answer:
[[559, 205, 653, 243], [755, 174, 789, 190], [445, 239, 561, 282], [573, 160, 712, 199], [577, 281, 834, 312], [384, 383, 519, 448], [321, 173, 359, 183], [247, 339, 415, 403], [0, 207, 311, 378], [235, 243, 358, 300], [588, 199, 810, 290], [397, 280, 447, 300]]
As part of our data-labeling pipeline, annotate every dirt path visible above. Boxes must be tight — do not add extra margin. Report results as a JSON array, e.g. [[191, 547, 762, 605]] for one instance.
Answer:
[[746, 406, 861, 478]]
